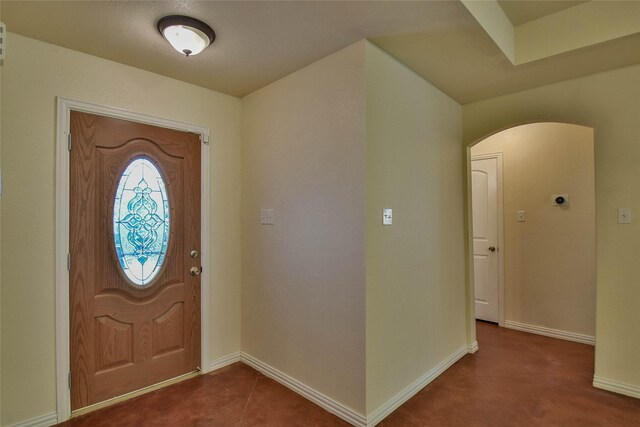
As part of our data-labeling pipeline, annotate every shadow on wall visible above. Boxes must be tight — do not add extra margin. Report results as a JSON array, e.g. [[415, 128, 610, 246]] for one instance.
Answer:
[[469, 122, 596, 342]]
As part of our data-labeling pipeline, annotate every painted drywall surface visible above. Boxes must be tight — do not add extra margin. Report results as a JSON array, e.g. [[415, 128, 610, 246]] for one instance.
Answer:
[[463, 65, 640, 390], [0, 33, 242, 425], [516, 1, 640, 64], [365, 42, 466, 414], [241, 42, 367, 414], [461, 0, 515, 64], [472, 123, 596, 336], [0, 15, 3, 423]]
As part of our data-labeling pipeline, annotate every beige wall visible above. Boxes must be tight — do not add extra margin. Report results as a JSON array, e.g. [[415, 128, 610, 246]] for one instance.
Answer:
[[241, 41, 469, 418], [241, 42, 367, 414], [0, 33, 242, 425], [365, 43, 466, 414], [463, 64, 640, 391], [472, 123, 596, 336], [0, 8, 3, 422], [4, 26, 636, 427]]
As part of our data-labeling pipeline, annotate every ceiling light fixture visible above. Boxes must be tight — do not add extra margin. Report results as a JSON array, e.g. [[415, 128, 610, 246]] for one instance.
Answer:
[[157, 15, 216, 57]]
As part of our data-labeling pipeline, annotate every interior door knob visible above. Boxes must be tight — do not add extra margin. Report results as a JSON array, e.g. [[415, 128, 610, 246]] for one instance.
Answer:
[[190, 266, 202, 276], [488, 246, 496, 252]]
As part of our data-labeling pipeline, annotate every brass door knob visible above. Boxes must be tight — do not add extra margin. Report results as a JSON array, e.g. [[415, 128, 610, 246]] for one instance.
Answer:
[[190, 266, 202, 276], [488, 246, 496, 252]]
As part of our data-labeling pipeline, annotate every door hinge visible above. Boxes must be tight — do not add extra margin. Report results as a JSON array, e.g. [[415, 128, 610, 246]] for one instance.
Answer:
[[67, 253, 71, 271], [67, 133, 72, 151], [68, 372, 72, 389]]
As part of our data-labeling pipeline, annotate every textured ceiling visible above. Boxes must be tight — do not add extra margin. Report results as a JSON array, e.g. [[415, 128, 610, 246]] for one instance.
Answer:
[[2, 1, 638, 104]]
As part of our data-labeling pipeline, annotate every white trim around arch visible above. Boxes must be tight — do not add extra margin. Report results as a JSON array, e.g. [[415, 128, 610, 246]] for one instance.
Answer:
[[55, 97, 211, 422]]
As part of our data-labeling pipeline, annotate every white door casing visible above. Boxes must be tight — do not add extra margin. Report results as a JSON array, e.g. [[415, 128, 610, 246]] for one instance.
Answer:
[[471, 154, 504, 324], [55, 97, 211, 422]]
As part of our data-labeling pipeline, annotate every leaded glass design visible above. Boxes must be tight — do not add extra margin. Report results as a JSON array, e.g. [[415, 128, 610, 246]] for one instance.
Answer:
[[113, 158, 170, 286]]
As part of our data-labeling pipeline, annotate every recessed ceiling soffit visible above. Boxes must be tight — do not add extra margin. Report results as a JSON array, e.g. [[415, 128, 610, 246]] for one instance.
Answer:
[[463, 0, 640, 65]]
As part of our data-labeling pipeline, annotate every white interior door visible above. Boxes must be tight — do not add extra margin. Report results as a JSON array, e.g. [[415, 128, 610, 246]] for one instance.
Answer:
[[471, 156, 501, 323]]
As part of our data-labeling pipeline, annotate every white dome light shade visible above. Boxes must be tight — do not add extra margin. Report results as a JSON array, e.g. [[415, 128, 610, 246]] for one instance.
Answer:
[[163, 25, 208, 56], [157, 15, 216, 57]]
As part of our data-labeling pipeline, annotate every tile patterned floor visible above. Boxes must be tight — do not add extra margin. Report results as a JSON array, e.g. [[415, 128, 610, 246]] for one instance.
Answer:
[[59, 321, 640, 426]]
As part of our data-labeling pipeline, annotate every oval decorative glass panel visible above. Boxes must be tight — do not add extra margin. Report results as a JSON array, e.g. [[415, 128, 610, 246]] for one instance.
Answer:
[[113, 158, 170, 286]]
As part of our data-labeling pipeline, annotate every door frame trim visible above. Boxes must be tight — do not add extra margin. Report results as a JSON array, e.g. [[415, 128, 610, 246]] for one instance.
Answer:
[[470, 152, 505, 326], [55, 97, 211, 421]]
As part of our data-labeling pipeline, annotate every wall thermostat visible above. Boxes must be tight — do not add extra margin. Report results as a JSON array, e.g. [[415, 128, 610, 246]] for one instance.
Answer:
[[552, 194, 569, 206]]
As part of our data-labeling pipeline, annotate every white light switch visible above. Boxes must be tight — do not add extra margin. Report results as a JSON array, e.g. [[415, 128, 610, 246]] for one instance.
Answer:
[[261, 209, 274, 225], [382, 208, 393, 225], [618, 208, 632, 224], [516, 211, 525, 222]]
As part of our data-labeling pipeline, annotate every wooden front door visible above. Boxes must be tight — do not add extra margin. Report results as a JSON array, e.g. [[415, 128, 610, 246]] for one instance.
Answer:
[[70, 111, 201, 409]]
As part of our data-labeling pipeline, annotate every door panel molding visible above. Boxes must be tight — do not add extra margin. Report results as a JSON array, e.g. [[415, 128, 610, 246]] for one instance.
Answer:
[[56, 97, 211, 422], [471, 152, 504, 326]]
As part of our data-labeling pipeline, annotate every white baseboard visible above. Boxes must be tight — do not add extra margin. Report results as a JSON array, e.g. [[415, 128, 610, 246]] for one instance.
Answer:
[[208, 351, 242, 372], [503, 320, 595, 345], [366, 344, 468, 426], [8, 344, 473, 427], [9, 412, 57, 427], [240, 352, 367, 427], [593, 375, 640, 399]]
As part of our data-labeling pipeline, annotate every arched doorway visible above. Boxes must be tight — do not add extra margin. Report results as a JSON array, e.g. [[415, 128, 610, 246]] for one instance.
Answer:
[[468, 122, 596, 345]]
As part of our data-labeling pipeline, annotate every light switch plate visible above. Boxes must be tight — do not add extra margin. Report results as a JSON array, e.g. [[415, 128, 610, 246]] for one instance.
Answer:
[[382, 208, 393, 225], [618, 208, 632, 224], [261, 209, 274, 225], [516, 211, 525, 222]]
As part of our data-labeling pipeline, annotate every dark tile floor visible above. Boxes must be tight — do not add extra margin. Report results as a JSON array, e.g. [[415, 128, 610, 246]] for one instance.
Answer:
[[381, 321, 640, 426], [59, 321, 640, 426], [58, 362, 347, 427]]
